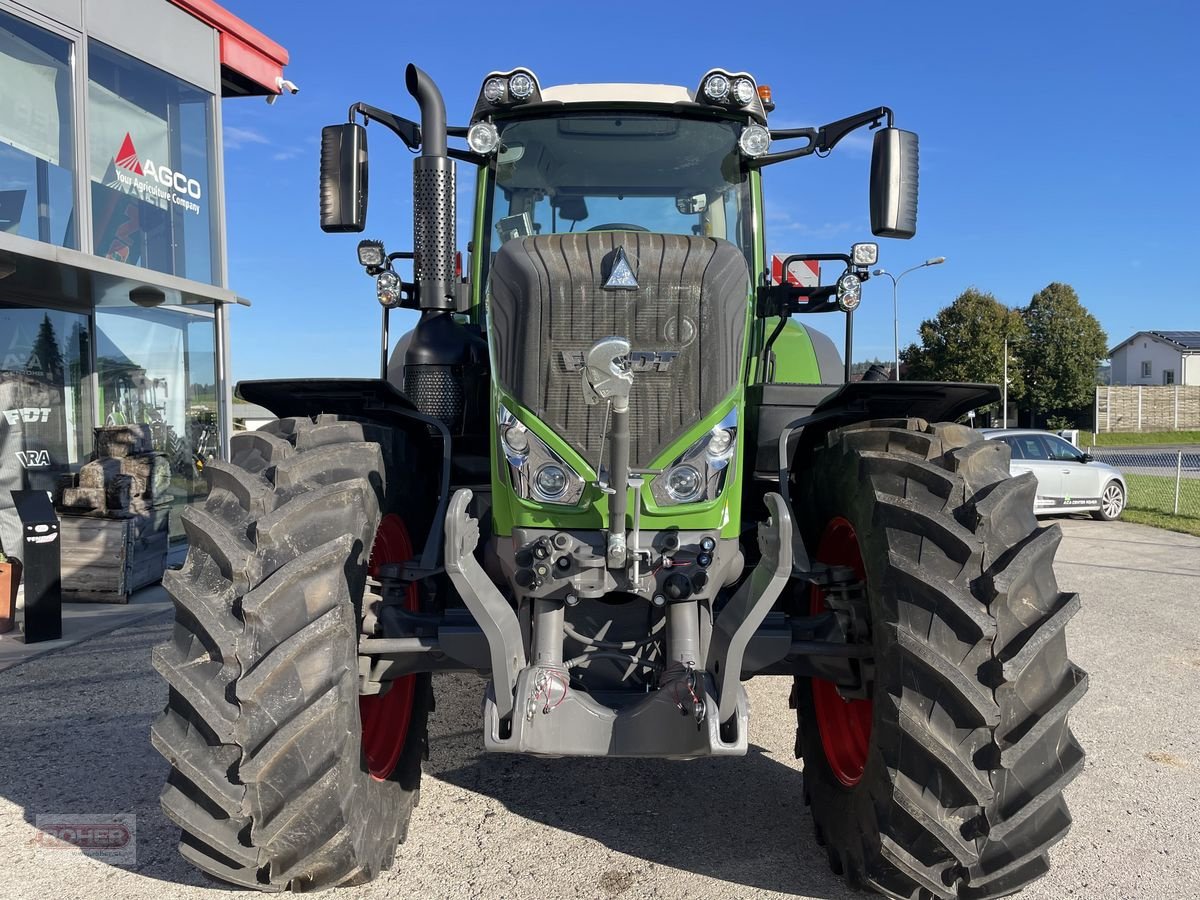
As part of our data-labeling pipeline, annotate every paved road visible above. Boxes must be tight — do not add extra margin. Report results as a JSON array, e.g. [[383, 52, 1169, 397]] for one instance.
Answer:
[[1, 517, 1197, 900]]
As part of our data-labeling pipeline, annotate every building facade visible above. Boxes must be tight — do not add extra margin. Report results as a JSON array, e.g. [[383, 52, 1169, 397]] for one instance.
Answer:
[[1108, 331, 1200, 387], [0, 0, 289, 556]]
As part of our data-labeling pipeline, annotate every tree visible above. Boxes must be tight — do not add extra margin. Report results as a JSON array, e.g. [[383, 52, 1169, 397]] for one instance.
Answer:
[[1017, 282, 1107, 423], [26, 314, 64, 383], [900, 288, 1026, 399]]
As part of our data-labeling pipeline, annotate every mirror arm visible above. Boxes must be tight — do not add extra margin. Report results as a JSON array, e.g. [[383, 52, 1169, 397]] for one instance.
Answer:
[[753, 107, 893, 168], [349, 102, 422, 151], [817, 106, 893, 153]]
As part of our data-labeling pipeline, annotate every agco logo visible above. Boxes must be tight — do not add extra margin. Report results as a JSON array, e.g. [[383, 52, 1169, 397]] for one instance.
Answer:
[[114, 132, 202, 207], [559, 350, 679, 373]]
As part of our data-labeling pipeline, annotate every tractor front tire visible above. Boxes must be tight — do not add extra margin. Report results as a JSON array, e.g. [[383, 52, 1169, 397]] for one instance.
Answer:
[[792, 419, 1087, 900], [151, 416, 429, 891]]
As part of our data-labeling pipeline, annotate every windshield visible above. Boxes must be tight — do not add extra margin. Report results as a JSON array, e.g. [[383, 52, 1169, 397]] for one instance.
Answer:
[[482, 114, 752, 273]]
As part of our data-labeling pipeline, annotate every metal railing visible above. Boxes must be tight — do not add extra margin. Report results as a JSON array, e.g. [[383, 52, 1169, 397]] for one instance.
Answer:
[[1088, 447, 1200, 520]]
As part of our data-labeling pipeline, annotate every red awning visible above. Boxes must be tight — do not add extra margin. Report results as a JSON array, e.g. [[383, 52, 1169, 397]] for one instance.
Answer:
[[168, 0, 290, 98]]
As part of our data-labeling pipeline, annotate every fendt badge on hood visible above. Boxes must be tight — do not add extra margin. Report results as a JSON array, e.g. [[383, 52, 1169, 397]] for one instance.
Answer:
[[602, 246, 639, 291], [560, 350, 677, 373]]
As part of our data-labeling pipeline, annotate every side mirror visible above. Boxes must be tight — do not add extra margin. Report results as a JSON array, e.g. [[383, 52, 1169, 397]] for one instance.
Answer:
[[1080, 452, 1094, 463], [320, 123, 369, 233], [869, 127, 919, 239]]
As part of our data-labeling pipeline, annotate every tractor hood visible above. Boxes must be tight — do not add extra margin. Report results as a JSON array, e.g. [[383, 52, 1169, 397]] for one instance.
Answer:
[[488, 232, 749, 469]]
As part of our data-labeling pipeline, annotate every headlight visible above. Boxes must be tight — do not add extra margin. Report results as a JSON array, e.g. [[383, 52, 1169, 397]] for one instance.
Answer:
[[836, 273, 862, 311], [732, 78, 756, 105], [467, 121, 500, 155], [482, 77, 506, 103], [508, 72, 535, 100], [703, 73, 730, 101], [851, 242, 878, 267], [664, 465, 703, 503], [376, 271, 401, 307], [651, 409, 738, 506], [738, 124, 771, 157], [534, 464, 568, 500], [497, 404, 585, 505]]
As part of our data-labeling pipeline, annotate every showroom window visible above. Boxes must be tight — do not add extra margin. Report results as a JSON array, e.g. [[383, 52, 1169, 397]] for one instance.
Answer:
[[0, 9, 77, 249], [88, 40, 217, 284], [0, 301, 94, 557], [95, 303, 217, 540]]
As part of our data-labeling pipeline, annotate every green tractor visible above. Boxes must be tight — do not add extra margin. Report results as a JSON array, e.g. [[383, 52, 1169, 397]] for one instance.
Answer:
[[151, 64, 1086, 898]]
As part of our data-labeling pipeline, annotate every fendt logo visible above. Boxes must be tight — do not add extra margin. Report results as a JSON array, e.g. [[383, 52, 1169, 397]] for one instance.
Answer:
[[112, 132, 202, 213], [559, 350, 678, 374]]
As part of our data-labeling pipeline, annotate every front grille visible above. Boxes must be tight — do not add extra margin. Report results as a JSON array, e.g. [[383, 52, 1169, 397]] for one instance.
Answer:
[[489, 232, 748, 467]]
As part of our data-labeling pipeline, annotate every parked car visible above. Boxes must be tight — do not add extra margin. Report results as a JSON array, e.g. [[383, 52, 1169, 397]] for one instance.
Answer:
[[981, 428, 1127, 520]]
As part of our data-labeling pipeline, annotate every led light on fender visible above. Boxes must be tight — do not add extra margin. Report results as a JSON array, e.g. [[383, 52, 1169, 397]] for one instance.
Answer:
[[851, 242, 879, 267], [467, 121, 500, 155], [738, 124, 770, 157], [837, 273, 863, 311], [665, 465, 703, 503], [534, 463, 568, 499], [703, 73, 730, 101], [708, 427, 734, 459], [483, 77, 505, 103], [508, 73, 535, 100], [732, 78, 755, 105], [376, 271, 401, 307]]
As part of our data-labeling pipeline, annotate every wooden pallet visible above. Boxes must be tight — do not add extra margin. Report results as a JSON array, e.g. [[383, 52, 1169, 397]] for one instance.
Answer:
[[59, 512, 170, 603]]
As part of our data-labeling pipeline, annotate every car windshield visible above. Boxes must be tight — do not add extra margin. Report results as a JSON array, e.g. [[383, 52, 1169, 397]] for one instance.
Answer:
[[483, 114, 751, 270]]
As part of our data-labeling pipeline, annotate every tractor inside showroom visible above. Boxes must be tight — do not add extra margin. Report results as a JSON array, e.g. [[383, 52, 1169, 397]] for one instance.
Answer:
[[151, 64, 1086, 898]]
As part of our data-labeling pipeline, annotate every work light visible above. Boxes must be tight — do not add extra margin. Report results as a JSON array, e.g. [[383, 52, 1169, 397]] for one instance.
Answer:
[[703, 74, 730, 101], [851, 242, 879, 268], [357, 239, 385, 269], [739, 125, 770, 157], [467, 122, 500, 155], [508, 72, 535, 100], [483, 77, 505, 103], [732, 78, 755, 105]]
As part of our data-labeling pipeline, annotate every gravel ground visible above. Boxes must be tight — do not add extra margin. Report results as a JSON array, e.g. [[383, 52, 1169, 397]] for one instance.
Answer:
[[0, 516, 1197, 900]]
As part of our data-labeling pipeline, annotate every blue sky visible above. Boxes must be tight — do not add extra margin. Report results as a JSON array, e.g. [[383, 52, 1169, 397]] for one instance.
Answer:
[[219, 0, 1198, 381]]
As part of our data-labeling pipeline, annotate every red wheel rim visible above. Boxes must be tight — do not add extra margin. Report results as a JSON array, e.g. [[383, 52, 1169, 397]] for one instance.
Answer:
[[359, 514, 419, 781], [810, 517, 873, 788]]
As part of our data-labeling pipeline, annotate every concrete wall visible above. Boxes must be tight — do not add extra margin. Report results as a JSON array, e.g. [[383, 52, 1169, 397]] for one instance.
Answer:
[[1096, 385, 1200, 432]]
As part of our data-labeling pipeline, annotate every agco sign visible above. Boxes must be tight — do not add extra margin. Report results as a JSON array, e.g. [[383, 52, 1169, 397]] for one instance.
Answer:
[[114, 132, 202, 214]]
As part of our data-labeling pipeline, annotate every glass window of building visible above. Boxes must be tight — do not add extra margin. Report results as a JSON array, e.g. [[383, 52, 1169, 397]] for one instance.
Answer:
[[0, 301, 92, 557], [0, 10, 77, 249], [95, 304, 218, 539], [88, 40, 216, 284]]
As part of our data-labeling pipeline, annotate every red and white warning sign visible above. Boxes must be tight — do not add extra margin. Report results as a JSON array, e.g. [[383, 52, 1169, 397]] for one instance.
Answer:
[[770, 254, 820, 287]]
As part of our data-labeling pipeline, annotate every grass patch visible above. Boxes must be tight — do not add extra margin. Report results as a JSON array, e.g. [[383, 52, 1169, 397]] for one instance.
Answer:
[[1079, 430, 1200, 447], [1122, 474, 1200, 537], [1122, 509, 1200, 538]]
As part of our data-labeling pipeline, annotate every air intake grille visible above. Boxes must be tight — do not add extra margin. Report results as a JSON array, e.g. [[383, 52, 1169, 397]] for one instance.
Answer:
[[489, 232, 748, 468]]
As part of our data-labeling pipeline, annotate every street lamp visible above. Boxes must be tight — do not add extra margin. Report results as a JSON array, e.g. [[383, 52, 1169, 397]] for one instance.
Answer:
[[872, 256, 946, 380]]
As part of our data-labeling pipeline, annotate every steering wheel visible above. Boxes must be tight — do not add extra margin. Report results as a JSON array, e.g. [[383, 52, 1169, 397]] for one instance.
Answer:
[[586, 223, 650, 233]]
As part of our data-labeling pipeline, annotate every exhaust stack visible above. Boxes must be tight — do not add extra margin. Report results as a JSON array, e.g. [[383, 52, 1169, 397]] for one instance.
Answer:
[[405, 64, 454, 311]]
